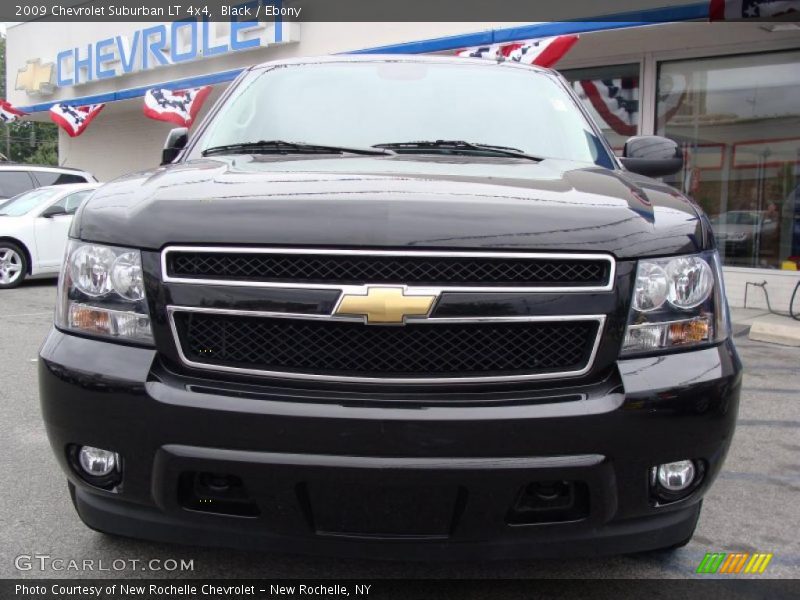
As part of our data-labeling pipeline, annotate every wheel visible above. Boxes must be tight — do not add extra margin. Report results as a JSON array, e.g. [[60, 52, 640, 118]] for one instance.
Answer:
[[0, 242, 27, 289]]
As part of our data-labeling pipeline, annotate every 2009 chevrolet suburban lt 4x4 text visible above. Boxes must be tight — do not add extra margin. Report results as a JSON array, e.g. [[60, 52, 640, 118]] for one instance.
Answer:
[[39, 55, 742, 559]]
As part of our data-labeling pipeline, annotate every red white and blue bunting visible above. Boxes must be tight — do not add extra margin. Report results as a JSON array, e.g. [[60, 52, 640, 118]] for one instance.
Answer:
[[574, 74, 687, 137], [579, 79, 639, 137], [143, 86, 213, 127], [710, 0, 800, 19], [49, 103, 105, 137], [0, 100, 27, 123], [456, 35, 579, 68]]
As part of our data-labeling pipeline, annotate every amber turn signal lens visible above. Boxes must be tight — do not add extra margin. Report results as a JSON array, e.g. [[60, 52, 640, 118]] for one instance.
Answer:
[[69, 305, 112, 334], [67, 303, 153, 342], [667, 318, 710, 346]]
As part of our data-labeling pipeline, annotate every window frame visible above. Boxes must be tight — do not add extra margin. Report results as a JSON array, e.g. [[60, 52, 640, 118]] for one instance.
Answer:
[[555, 35, 800, 137], [654, 47, 800, 271]]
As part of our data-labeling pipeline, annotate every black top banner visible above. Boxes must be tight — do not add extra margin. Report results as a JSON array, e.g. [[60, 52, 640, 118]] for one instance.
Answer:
[[5, 0, 800, 23]]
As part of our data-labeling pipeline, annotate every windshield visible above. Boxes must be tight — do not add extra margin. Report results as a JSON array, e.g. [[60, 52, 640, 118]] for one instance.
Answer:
[[199, 62, 614, 167], [0, 187, 64, 216]]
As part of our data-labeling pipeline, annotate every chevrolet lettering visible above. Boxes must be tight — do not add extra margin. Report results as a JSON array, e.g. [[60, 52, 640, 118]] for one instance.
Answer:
[[39, 56, 742, 559]]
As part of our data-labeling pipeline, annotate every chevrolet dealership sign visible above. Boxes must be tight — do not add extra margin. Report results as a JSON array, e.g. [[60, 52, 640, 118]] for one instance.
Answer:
[[15, 59, 56, 95], [19, 19, 296, 95]]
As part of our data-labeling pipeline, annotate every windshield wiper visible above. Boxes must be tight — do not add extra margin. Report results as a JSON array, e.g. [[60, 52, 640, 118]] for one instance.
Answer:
[[372, 140, 543, 162], [201, 140, 393, 157]]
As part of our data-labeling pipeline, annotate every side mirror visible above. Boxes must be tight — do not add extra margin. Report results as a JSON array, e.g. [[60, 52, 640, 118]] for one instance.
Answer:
[[620, 136, 683, 178], [161, 127, 189, 165], [41, 205, 68, 218]]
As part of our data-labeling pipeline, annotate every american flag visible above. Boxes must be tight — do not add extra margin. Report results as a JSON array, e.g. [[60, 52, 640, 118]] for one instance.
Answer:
[[49, 103, 105, 137], [456, 35, 579, 68], [0, 100, 26, 124], [143, 86, 213, 127], [710, 0, 800, 19]]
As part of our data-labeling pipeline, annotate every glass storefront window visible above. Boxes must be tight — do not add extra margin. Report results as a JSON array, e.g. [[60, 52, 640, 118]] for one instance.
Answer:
[[657, 51, 800, 269], [563, 63, 640, 153]]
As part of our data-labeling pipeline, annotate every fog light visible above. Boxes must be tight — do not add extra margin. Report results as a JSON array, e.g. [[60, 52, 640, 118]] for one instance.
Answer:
[[78, 446, 118, 477], [656, 460, 696, 491]]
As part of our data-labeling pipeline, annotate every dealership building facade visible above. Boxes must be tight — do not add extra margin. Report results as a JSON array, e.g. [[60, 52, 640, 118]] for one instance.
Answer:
[[6, 3, 800, 310]]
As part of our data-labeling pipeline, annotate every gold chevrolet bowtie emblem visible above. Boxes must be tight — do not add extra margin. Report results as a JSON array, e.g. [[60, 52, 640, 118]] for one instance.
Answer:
[[335, 287, 437, 324], [16, 59, 55, 95]]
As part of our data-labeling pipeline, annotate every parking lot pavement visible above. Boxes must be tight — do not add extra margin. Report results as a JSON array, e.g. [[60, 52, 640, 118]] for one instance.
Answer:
[[1, 279, 798, 580]]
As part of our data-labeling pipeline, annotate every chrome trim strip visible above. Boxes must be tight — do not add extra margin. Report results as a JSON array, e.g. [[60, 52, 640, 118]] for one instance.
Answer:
[[161, 246, 616, 293], [166, 305, 606, 384], [163, 444, 606, 469]]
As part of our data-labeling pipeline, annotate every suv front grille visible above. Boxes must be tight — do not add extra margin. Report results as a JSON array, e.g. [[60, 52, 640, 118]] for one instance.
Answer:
[[164, 249, 612, 289], [170, 311, 601, 382]]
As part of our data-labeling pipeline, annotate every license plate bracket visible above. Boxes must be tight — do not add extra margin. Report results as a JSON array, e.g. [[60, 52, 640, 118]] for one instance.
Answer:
[[305, 481, 464, 539]]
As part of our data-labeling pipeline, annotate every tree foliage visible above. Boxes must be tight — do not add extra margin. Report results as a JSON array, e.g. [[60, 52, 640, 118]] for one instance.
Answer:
[[0, 35, 59, 165]]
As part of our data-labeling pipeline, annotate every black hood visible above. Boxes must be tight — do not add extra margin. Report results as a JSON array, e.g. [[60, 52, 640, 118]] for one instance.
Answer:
[[74, 154, 707, 258]]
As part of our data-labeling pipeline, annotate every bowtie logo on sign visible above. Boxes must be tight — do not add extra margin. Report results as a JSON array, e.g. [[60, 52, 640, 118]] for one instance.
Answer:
[[15, 59, 55, 95]]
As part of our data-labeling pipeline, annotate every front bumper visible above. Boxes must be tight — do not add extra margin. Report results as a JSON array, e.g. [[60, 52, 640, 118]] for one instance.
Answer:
[[40, 328, 741, 559]]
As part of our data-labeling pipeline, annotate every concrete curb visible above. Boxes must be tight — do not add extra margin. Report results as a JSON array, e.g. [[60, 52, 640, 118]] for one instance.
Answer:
[[748, 314, 800, 347], [729, 308, 770, 338]]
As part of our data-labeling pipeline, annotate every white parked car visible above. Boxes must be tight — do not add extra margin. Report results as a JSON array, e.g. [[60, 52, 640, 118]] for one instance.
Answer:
[[0, 164, 96, 201], [0, 183, 101, 288]]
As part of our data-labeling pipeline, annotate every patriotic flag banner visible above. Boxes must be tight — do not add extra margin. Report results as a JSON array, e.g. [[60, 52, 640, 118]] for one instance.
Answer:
[[456, 45, 503, 61], [0, 100, 27, 123], [710, 0, 800, 19], [574, 73, 687, 137], [579, 79, 639, 137], [49, 103, 105, 137], [143, 86, 213, 127], [456, 35, 579, 68]]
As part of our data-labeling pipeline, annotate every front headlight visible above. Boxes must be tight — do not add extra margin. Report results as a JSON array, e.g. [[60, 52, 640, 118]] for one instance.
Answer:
[[56, 240, 153, 345], [621, 250, 729, 356]]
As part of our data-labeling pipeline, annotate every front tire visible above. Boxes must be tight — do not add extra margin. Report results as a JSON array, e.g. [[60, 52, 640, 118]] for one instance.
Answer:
[[0, 242, 27, 289]]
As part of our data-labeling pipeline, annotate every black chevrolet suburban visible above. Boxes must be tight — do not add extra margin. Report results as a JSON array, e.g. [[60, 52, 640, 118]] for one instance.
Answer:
[[39, 55, 742, 559]]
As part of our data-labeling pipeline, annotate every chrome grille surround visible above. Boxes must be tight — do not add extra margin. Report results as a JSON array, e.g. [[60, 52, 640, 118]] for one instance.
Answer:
[[161, 248, 614, 384], [167, 307, 606, 384], [161, 247, 616, 293]]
